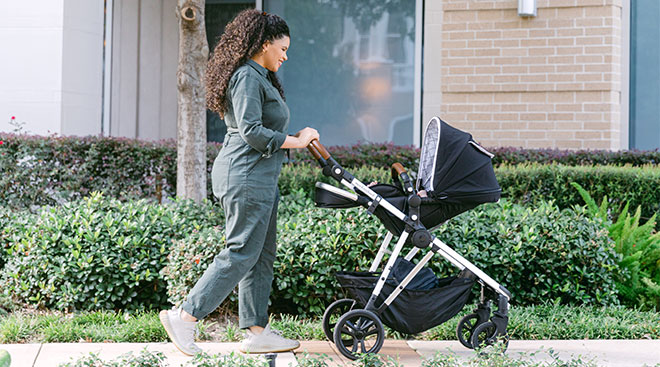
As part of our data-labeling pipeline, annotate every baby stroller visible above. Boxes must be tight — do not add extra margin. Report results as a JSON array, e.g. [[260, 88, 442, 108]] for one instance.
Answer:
[[308, 117, 511, 360]]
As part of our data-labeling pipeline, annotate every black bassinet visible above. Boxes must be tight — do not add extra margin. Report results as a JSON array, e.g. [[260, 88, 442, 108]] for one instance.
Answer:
[[315, 117, 501, 236]]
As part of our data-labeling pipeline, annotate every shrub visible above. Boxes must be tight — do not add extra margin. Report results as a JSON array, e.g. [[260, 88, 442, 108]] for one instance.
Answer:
[[497, 164, 660, 225], [161, 226, 239, 314], [573, 183, 660, 310], [1, 193, 223, 311], [271, 194, 619, 316], [59, 349, 167, 367]]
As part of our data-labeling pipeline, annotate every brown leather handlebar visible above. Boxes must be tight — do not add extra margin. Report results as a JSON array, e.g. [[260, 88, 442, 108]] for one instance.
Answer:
[[308, 139, 331, 160], [391, 162, 406, 176]]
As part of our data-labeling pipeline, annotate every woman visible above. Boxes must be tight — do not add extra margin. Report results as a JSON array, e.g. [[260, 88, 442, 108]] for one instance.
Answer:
[[160, 9, 319, 356]]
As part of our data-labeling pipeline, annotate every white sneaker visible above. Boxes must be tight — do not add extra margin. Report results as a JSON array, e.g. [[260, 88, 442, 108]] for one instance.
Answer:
[[159, 308, 202, 356], [239, 324, 300, 354]]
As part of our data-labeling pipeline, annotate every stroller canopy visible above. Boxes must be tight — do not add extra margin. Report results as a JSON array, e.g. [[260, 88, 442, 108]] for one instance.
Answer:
[[417, 117, 501, 204]]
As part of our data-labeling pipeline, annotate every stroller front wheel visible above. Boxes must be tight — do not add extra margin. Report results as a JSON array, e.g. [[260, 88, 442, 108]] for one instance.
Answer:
[[333, 309, 385, 360], [470, 321, 509, 353], [456, 313, 480, 349], [322, 298, 357, 343]]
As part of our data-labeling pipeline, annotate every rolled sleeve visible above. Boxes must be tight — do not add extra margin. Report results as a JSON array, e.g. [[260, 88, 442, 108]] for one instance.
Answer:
[[231, 72, 287, 158]]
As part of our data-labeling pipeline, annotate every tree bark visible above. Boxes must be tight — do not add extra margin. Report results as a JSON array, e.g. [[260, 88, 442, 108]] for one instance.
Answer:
[[176, 0, 208, 202]]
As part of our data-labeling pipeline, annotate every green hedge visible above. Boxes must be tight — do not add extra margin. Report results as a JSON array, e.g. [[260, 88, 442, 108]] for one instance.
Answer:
[[1, 193, 223, 311], [2, 133, 659, 209], [1, 193, 620, 314]]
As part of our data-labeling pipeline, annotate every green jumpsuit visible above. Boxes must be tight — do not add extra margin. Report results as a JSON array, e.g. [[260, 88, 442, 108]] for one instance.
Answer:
[[181, 60, 289, 328]]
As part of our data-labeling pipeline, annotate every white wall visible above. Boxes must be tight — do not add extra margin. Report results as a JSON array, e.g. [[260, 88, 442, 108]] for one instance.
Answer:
[[0, 0, 104, 137], [0, 1, 65, 135], [60, 0, 105, 136]]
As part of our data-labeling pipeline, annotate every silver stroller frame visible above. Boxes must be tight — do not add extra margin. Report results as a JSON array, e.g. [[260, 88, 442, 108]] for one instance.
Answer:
[[309, 140, 511, 359]]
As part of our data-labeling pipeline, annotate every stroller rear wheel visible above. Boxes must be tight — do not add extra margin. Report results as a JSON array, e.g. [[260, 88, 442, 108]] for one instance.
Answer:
[[456, 313, 480, 349], [470, 321, 509, 352], [322, 298, 357, 344], [333, 309, 385, 360]]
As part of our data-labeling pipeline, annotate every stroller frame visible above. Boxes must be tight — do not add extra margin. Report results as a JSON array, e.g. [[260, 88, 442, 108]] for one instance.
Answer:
[[309, 139, 511, 359]]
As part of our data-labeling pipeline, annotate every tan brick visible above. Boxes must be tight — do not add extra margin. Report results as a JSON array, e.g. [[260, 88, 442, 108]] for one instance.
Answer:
[[529, 103, 556, 112], [576, 55, 603, 63], [529, 47, 555, 56], [502, 65, 529, 74], [585, 45, 613, 54], [476, 84, 504, 92], [527, 83, 553, 92], [450, 11, 477, 22], [468, 40, 494, 48], [556, 46, 584, 55], [494, 75, 520, 83], [555, 83, 584, 91], [468, 22, 497, 31], [503, 29, 528, 39], [476, 30, 503, 39], [520, 74, 547, 83], [477, 10, 504, 21], [448, 104, 474, 112], [555, 103, 583, 111], [443, 3, 468, 11], [475, 48, 501, 57], [520, 131, 548, 139], [474, 104, 501, 112], [547, 19, 575, 28], [493, 130, 519, 139], [494, 39, 520, 47], [449, 66, 475, 75], [444, 58, 468, 66], [443, 40, 468, 49], [584, 121, 612, 131], [586, 27, 614, 36], [575, 113, 604, 121], [548, 74, 575, 82], [500, 121, 528, 130], [473, 122, 501, 130], [521, 92, 547, 102], [494, 93, 520, 103], [576, 18, 604, 28], [468, 58, 495, 66], [557, 64, 584, 73], [584, 103, 614, 112], [548, 38, 575, 46], [576, 73, 603, 82], [449, 31, 477, 40], [504, 48, 529, 56], [548, 113, 575, 121], [585, 64, 611, 73], [526, 139, 553, 149], [502, 104, 528, 112], [521, 39, 548, 47], [583, 82, 613, 90], [444, 84, 474, 92], [557, 7, 584, 18], [521, 56, 548, 64], [440, 93, 468, 104], [547, 91, 575, 103], [575, 92, 605, 102], [558, 28, 584, 37], [548, 56, 576, 64], [468, 93, 494, 103], [529, 29, 556, 38], [494, 20, 527, 29], [552, 0, 579, 7], [495, 113, 521, 121], [576, 36, 605, 45], [467, 75, 494, 83], [443, 23, 467, 32], [529, 65, 555, 73], [520, 113, 547, 121], [576, 131, 603, 139], [555, 121, 584, 130], [587, 5, 615, 17], [475, 66, 502, 74], [450, 49, 476, 57]]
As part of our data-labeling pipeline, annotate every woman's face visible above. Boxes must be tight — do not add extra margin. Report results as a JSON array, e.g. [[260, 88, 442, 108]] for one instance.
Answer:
[[262, 36, 290, 72]]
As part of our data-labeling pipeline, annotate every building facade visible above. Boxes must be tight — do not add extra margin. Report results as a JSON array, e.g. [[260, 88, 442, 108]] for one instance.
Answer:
[[1, 0, 658, 150]]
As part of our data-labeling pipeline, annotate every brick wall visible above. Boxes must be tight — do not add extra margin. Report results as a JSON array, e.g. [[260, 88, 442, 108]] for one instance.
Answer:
[[423, 0, 623, 149]]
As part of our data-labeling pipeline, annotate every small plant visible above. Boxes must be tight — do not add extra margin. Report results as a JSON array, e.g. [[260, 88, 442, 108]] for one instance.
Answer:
[[58, 348, 168, 367], [352, 353, 401, 367], [184, 351, 269, 367], [296, 352, 331, 367], [572, 182, 660, 310]]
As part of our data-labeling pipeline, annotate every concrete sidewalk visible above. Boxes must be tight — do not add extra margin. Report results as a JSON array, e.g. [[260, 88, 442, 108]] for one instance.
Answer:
[[3, 340, 660, 367]]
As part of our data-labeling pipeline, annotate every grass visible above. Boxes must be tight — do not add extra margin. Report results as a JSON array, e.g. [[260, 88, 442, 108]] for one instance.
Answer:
[[1, 303, 658, 344]]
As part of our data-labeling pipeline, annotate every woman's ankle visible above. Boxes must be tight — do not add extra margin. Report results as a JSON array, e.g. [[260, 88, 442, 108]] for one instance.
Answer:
[[180, 309, 198, 322]]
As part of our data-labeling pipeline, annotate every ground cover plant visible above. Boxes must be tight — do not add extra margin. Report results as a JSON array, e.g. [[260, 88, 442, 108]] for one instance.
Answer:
[[3, 304, 658, 344]]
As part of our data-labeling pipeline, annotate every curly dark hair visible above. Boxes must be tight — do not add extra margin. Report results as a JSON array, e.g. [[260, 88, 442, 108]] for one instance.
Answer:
[[206, 9, 290, 117]]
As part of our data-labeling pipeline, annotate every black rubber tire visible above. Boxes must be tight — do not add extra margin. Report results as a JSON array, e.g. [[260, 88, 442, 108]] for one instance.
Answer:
[[470, 321, 509, 353], [322, 298, 356, 344], [456, 313, 480, 349], [333, 309, 385, 360]]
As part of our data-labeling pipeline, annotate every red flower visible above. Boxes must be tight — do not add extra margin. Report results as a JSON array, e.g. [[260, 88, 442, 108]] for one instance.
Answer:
[[11, 116, 15, 120], [194, 258, 200, 265], [0, 141, 3, 145]]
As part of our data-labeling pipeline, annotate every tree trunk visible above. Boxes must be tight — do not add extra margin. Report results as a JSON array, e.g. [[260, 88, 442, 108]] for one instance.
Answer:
[[176, 0, 208, 202]]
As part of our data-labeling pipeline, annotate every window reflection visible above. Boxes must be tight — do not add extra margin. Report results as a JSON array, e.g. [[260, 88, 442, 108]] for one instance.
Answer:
[[265, 0, 416, 146]]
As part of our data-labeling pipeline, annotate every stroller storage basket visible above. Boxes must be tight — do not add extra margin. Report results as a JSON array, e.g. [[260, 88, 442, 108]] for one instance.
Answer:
[[335, 270, 474, 335]]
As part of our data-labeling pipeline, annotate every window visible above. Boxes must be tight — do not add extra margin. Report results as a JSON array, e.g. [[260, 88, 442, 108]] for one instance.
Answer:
[[264, 0, 420, 146]]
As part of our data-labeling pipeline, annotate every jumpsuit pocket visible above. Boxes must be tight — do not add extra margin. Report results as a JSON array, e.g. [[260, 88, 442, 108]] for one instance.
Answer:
[[211, 156, 232, 201]]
